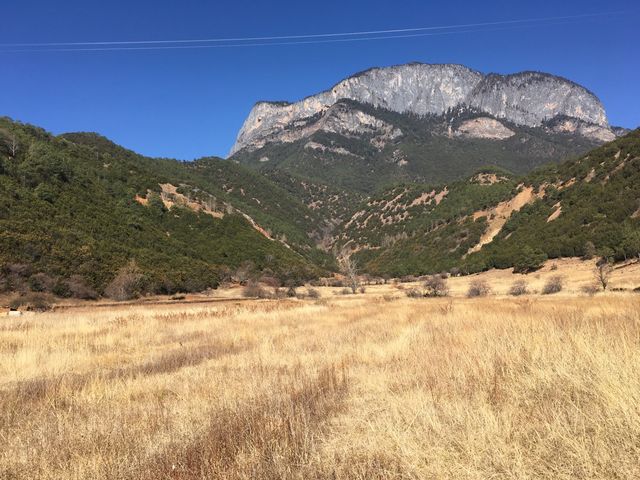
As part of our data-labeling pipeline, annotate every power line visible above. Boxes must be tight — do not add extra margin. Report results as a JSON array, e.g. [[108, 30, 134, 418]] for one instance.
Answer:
[[0, 22, 585, 53], [0, 10, 633, 53]]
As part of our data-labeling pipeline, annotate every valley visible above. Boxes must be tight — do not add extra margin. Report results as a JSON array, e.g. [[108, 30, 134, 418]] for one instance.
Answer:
[[2, 1, 639, 478]]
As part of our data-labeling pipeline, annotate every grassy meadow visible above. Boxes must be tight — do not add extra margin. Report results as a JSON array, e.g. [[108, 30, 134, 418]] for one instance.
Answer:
[[2, 270, 640, 479]]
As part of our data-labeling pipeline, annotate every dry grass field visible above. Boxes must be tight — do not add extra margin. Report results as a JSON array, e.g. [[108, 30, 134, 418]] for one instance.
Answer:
[[2, 260, 640, 479]]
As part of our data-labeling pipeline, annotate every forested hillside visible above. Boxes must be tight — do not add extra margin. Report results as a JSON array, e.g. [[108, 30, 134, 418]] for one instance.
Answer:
[[345, 130, 640, 276], [0, 118, 324, 297], [1, 115, 638, 297]]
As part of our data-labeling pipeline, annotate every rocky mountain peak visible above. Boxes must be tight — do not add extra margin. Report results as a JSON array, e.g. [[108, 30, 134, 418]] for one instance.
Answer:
[[230, 63, 611, 155]]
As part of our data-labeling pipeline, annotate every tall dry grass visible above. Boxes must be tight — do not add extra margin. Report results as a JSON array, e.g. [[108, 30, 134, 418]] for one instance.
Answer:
[[1, 295, 639, 479]]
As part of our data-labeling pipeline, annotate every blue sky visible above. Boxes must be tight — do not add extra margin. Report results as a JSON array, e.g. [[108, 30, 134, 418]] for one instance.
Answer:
[[1, 0, 638, 159]]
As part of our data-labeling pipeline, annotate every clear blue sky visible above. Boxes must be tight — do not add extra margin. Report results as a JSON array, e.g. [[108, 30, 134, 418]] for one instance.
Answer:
[[1, 0, 638, 159]]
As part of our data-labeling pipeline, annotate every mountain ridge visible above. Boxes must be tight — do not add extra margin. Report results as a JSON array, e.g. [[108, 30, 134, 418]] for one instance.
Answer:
[[231, 62, 613, 155]]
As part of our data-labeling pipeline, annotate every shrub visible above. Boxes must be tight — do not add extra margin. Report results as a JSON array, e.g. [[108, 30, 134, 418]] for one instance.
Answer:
[[105, 260, 145, 301], [259, 276, 281, 288], [508, 280, 528, 296], [28, 273, 54, 292], [52, 279, 72, 298], [66, 275, 99, 300], [359, 286, 366, 294], [400, 275, 417, 283], [423, 275, 450, 297], [9, 293, 54, 312], [339, 288, 352, 295], [467, 279, 491, 298], [3, 263, 32, 278], [306, 288, 321, 299], [242, 281, 270, 299], [542, 275, 564, 295], [286, 286, 297, 297]]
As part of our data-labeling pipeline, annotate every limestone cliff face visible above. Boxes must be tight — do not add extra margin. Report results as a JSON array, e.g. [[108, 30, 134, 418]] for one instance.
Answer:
[[230, 63, 612, 155]]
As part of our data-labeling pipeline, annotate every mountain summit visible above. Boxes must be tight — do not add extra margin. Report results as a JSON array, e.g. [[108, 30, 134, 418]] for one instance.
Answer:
[[231, 63, 615, 155]]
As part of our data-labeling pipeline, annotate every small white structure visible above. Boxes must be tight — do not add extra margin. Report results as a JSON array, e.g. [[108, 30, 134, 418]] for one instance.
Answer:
[[7, 309, 22, 317]]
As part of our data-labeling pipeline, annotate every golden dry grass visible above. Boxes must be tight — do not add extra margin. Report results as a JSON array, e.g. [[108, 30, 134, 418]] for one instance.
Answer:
[[1, 292, 640, 479]]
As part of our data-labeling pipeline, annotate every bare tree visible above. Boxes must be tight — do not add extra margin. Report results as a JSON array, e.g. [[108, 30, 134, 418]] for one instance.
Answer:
[[1, 129, 18, 158], [339, 255, 360, 294], [594, 261, 613, 291]]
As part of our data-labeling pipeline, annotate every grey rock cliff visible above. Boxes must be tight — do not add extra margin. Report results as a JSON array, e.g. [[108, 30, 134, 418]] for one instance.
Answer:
[[230, 63, 612, 155]]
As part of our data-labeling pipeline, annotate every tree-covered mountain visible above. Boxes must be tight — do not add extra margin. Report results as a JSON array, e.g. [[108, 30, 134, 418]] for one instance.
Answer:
[[0, 118, 327, 296]]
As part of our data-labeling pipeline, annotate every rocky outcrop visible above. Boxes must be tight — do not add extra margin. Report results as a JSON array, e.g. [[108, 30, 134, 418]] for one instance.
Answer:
[[455, 117, 515, 140], [231, 63, 613, 155], [549, 118, 616, 143]]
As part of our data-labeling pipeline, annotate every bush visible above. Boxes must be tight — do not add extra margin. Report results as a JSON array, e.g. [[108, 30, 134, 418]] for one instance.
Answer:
[[66, 275, 99, 300], [339, 288, 352, 295], [52, 279, 72, 298], [467, 279, 491, 298], [306, 288, 321, 299], [259, 276, 281, 288], [9, 293, 54, 312], [542, 275, 564, 295], [105, 260, 145, 301], [508, 280, 528, 296], [359, 286, 366, 294], [423, 275, 450, 297], [242, 281, 270, 299], [28, 273, 54, 293]]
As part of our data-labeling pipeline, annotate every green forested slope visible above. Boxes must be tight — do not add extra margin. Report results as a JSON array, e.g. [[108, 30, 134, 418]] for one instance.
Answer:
[[0, 119, 322, 295], [347, 130, 640, 276]]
